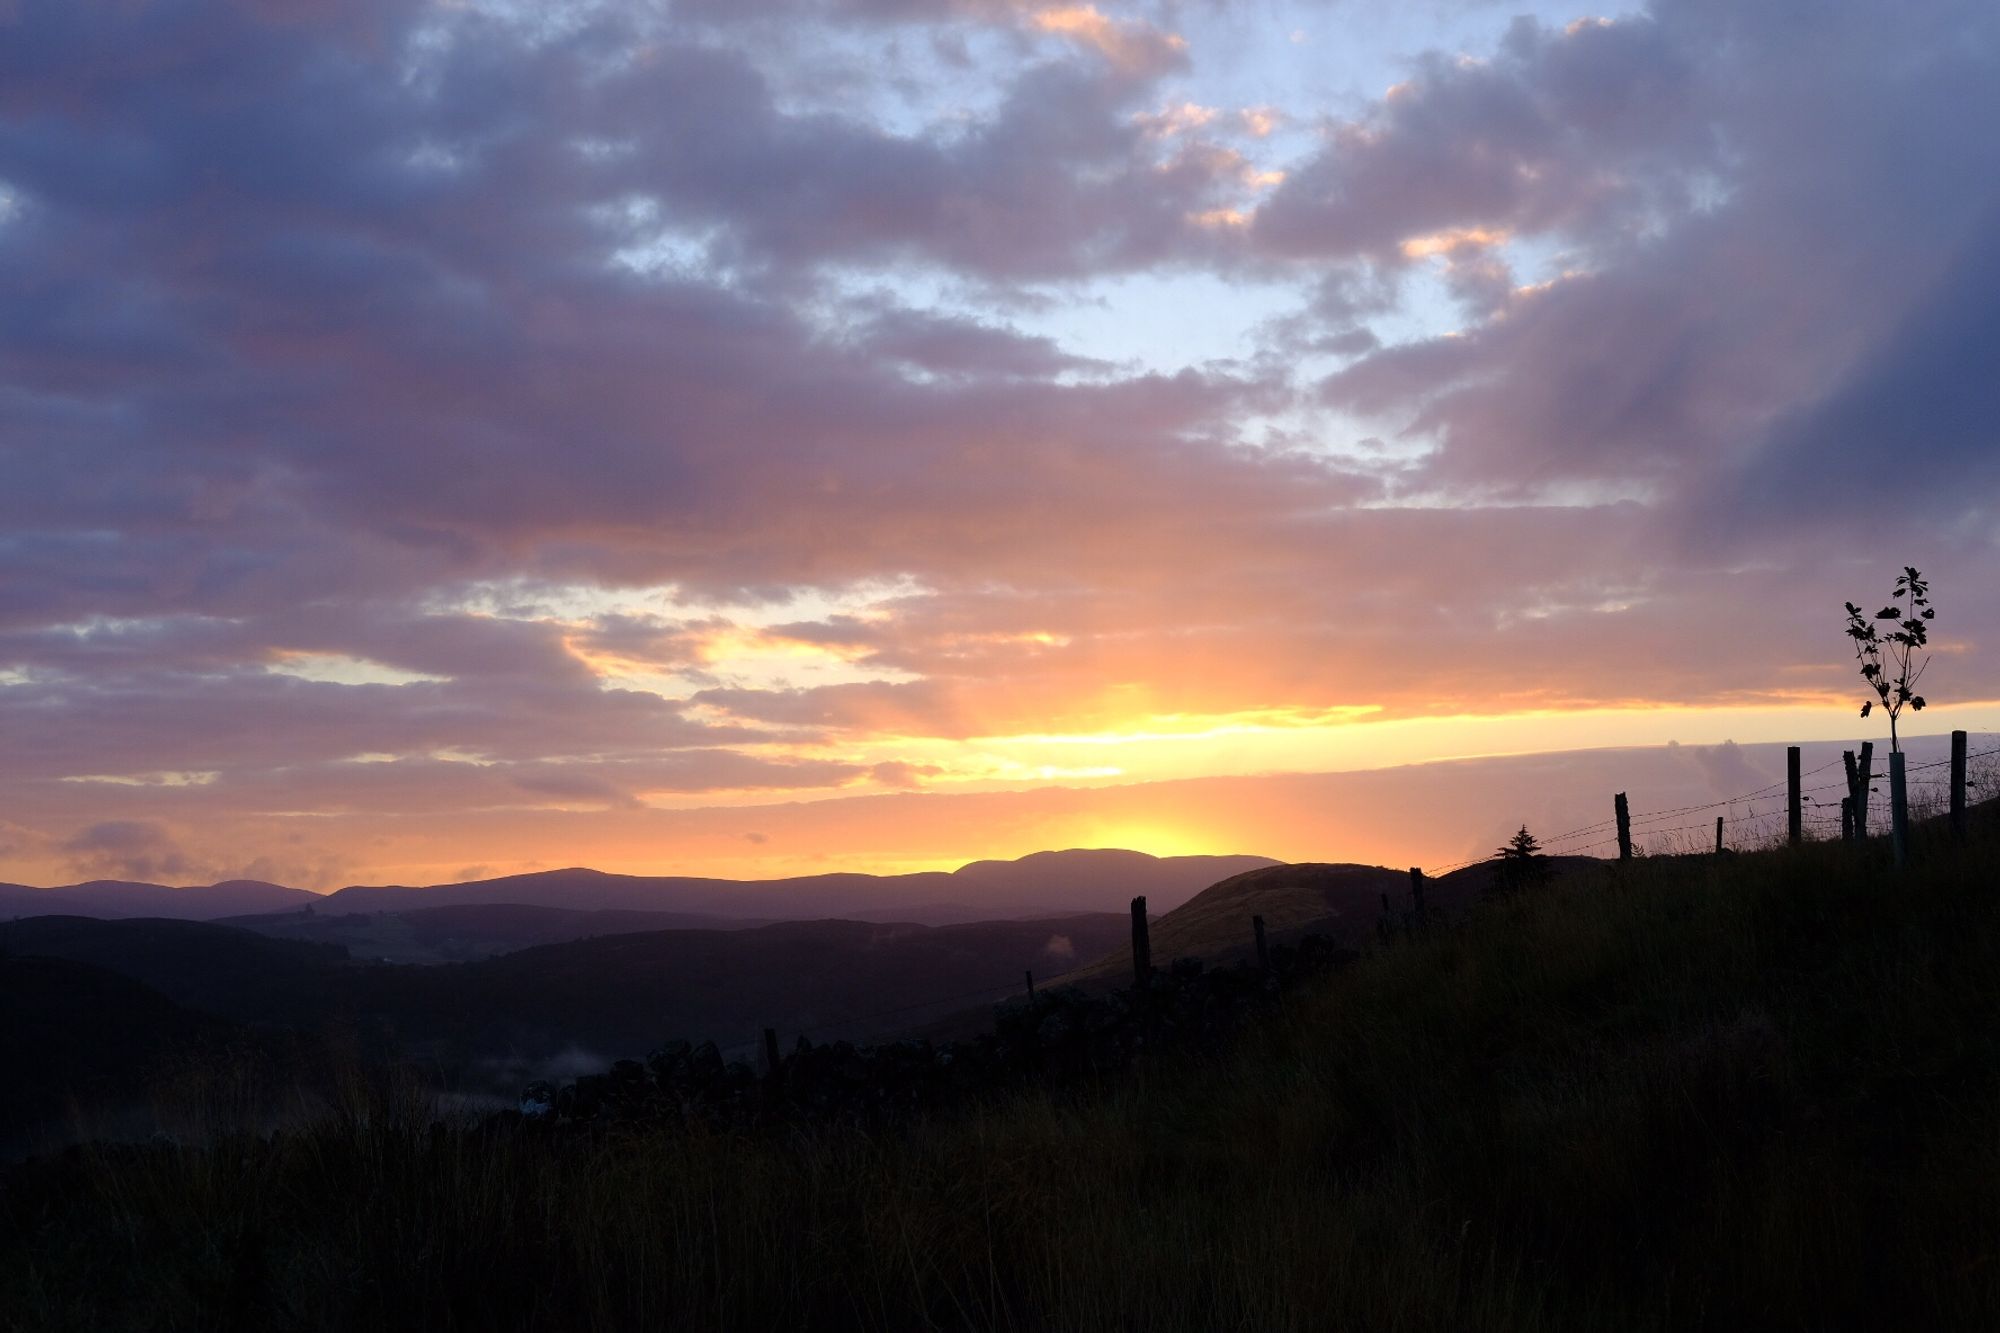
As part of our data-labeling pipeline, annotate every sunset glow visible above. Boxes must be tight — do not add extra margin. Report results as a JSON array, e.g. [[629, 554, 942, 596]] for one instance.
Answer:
[[3, 0, 1997, 892]]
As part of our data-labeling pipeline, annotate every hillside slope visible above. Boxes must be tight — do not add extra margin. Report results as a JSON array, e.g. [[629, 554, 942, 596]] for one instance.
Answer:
[[1056, 854, 1602, 984]]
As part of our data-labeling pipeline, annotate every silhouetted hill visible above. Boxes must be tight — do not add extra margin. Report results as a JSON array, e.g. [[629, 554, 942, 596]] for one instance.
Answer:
[[0, 916, 345, 1024], [345, 913, 1130, 1072], [3, 908, 1131, 1099], [1056, 856, 1606, 984], [0, 878, 318, 921], [217, 903, 767, 964], [0, 955, 234, 1155]]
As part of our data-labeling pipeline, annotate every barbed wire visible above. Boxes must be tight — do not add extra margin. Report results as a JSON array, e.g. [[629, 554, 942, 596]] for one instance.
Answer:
[[1424, 738, 1996, 875], [715, 736, 2000, 1059]]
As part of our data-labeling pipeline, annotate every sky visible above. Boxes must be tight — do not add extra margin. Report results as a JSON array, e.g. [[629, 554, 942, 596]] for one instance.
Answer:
[[3, 0, 1998, 890]]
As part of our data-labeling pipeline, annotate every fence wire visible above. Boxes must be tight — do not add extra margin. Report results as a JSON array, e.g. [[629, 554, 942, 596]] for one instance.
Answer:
[[1426, 737, 1999, 875], [694, 737, 2000, 1064]]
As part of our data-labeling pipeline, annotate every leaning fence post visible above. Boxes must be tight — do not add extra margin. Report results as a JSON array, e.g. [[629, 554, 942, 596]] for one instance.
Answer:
[[1025, 969, 1035, 1002], [1715, 816, 1724, 854], [1855, 741, 1875, 838], [1252, 914, 1269, 970], [1130, 896, 1151, 987], [1951, 729, 1969, 841], [1615, 792, 1632, 860], [1843, 749, 1860, 836], [1409, 867, 1427, 929], [1890, 751, 1909, 869], [1787, 746, 1803, 847]]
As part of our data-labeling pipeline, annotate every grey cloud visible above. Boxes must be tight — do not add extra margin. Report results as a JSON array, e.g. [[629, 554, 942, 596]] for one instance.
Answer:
[[1254, 13, 1711, 261], [61, 819, 196, 883]]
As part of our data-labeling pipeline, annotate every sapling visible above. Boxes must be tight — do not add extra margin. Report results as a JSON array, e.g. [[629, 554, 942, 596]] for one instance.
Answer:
[[1843, 565, 1935, 756], [1844, 566, 1937, 865]]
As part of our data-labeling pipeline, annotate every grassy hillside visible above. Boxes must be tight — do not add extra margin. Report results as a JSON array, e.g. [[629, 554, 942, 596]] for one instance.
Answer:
[[5, 830, 1998, 1331]]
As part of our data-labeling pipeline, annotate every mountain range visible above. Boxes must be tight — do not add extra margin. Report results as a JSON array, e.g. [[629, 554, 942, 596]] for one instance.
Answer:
[[0, 849, 1277, 927]]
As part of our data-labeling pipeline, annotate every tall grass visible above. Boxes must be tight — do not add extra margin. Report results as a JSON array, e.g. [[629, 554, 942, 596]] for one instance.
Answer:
[[6, 830, 2000, 1331]]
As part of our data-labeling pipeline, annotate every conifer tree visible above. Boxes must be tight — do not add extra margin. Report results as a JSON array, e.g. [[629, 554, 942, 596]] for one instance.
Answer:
[[1493, 825, 1547, 893]]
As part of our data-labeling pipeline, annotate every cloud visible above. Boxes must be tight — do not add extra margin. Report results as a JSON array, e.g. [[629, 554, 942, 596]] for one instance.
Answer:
[[0, 0, 1997, 889], [1254, 14, 1710, 263], [870, 760, 945, 789], [1030, 6, 1186, 78], [1279, 0, 2000, 513], [61, 820, 196, 883]]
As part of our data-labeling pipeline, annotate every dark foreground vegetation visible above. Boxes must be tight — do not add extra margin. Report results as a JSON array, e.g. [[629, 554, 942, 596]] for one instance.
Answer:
[[5, 830, 1999, 1331]]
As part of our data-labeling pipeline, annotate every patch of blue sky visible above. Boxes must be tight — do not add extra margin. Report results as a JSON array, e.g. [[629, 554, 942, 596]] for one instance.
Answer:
[[1009, 269, 1306, 376], [1172, 0, 1653, 122], [603, 205, 731, 283], [754, 20, 1027, 138]]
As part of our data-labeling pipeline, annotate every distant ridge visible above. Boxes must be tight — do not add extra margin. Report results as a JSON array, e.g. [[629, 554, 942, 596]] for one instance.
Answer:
[[0, 851, 1277, 927], [318, 850, 1278, 923], [0, 878, 318, 922]]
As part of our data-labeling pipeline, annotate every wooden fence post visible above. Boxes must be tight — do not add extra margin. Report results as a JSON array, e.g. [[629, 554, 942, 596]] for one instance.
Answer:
[[1025, 969, 1035, 1002], [1787, 746, 1803, 847], [1130, 896, 1151, 986], [1951, 729, 1969, 841], [1715, 816, 1724, 854], [1615, 792, 1632, 860], [763, 1027, 781, 1078], [1855, 741, 1875, 838], [1843, 749, 1860, 838], [1890, 751, 1909, 869], [1409, 867, 1427, 928], [1252, 914, 1269, 970]]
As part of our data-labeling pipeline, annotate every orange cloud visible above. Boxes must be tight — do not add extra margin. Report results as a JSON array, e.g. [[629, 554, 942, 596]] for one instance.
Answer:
[[1399, 226, 1510, 259], [1031, 5, 1187, 75]]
